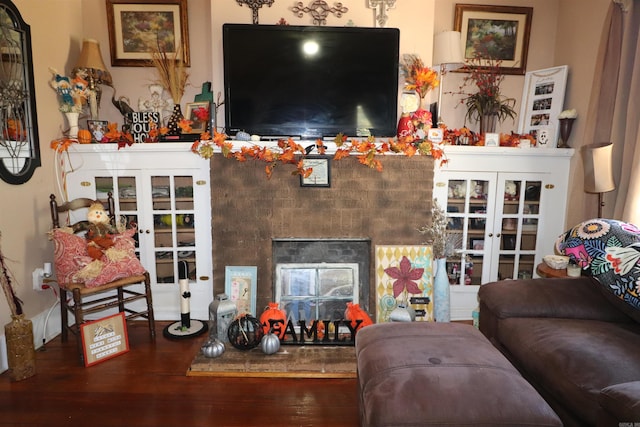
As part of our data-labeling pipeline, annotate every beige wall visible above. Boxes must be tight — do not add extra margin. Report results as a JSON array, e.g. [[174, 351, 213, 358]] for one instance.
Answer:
[[0, 0, 614, 328], [0, 0, 83, 326]]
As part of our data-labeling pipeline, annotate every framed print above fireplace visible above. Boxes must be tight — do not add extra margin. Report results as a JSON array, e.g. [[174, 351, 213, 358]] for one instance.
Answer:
[[106, 0, 190, 67], [454, 4, 533, 75]]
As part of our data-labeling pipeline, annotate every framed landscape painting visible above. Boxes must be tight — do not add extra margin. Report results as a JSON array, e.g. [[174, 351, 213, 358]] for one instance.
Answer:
[[106, 0, 190, 67], [454, 4, 533, 75]]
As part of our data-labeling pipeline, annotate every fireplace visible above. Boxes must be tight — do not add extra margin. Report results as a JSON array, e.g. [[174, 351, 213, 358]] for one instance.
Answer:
[[210, 155, 434, 319], [272, 239, 370, 320]]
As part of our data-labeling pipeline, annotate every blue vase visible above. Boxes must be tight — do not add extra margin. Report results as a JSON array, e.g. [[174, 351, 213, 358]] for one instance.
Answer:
[[433, 257, 450, 322]]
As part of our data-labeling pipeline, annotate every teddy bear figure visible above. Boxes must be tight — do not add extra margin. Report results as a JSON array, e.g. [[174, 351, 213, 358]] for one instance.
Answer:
[[85, 201, 116, 260]]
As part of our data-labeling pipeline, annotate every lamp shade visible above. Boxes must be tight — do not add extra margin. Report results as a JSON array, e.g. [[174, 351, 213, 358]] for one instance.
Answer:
[[433, 31, 464, 71], [73, 39, 112, 85], [583, 142, 615, 193]]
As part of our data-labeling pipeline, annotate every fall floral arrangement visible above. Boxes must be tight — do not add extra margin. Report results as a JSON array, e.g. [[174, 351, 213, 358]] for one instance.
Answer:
[[455, 52, 516, 132], [400, 54, 439, 103]]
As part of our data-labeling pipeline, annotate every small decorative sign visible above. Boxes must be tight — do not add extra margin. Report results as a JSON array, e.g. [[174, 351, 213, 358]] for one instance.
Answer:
[[127, 111, 161, 143], [80, 312, 130, 367]]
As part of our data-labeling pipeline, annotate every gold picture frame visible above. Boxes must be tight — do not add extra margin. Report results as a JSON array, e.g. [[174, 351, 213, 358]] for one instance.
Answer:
[[454, 4, 533, 75], [106, 0, 190, 67]]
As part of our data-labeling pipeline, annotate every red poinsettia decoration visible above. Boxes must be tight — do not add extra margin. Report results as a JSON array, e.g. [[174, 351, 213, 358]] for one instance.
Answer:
[[384, 256, 424, 298]]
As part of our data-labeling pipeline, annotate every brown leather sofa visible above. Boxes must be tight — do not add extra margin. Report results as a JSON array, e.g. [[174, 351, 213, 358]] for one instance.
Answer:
[[479, 277, 640, 427]]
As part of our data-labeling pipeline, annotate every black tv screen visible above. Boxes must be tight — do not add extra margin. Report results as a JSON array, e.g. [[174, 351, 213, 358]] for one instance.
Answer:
[[222, 24, 400, 139]]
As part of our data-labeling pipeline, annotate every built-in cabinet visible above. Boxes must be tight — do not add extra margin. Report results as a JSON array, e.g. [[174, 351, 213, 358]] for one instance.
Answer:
[[432, 146, 574, 320], [63, 143, 212, 320]]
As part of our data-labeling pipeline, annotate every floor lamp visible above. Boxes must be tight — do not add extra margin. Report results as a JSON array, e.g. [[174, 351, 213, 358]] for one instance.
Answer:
[[583, 142, 615, 218], [432, 31, 464, 126]]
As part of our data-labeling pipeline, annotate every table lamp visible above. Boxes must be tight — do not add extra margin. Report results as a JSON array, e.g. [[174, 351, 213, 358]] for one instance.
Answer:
[[583, 142, 615, 217], [72, 39, 113, 119], [432, 31, 464, 126]]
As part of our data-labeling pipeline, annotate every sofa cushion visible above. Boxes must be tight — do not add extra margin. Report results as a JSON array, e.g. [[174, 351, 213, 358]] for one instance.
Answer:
[[556, 219, 640, 323], [498, 317, 640, 426], [598, 381, 640, 423]]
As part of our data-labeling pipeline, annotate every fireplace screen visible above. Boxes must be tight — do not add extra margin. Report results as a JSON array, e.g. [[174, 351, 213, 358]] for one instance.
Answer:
[[275, 263, 359, 323]]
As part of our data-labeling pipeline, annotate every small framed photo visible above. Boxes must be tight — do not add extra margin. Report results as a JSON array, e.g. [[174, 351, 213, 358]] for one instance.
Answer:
[[225, 266, 257, 316], [300, 156, 331, 187], [106, 0, 190, 67], [485, 133, 499, 147], [87, 120, 109, 142], [184, 102, 210, 134], [472, 239, 485, 251], [80, 312, 129, 367]]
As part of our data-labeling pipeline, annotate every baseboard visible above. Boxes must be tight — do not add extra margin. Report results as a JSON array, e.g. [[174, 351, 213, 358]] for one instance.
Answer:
[[0, 305, 62, 374]]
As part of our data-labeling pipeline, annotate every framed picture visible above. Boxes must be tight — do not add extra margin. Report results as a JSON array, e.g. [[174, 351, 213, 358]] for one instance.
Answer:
[[87, 120, 109, 142], [472, 239, 484, 251], [518, 66, 569, 148], [106, 0, 190, 67], [184, 102, 210, 134], [300, 156, 331, 187], [80, 312, 130, 367], [454, 4, 533, 75], [484, 132, 499, 147], [225, 266, 257, 316], [375, 245, 434, 323]]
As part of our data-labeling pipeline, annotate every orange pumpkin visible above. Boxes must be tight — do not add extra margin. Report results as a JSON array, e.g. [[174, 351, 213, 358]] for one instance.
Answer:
[[77, 129, 92, 144]]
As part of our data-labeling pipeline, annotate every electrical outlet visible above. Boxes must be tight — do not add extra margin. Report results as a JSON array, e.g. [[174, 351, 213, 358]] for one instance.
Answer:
[[32, 268, 46, 291]]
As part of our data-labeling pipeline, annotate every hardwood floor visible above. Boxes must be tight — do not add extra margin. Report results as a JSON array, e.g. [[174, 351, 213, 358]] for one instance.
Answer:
[[0, 322, 359, 427]]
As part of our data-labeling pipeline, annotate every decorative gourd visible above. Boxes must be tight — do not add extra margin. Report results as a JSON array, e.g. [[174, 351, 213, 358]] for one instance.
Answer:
[[227, 314, 264, 350], [259, 302, 287, 338], [77, 129, 92, 144], [201, 338, 225, 358], [260, 331, 280, 355]]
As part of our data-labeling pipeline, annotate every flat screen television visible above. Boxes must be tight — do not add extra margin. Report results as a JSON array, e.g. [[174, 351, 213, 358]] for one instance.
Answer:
[[222, 24, 400, 140]]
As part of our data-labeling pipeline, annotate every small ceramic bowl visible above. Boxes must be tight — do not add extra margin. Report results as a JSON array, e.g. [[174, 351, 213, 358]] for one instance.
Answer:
[[543, 255, 570, 269]]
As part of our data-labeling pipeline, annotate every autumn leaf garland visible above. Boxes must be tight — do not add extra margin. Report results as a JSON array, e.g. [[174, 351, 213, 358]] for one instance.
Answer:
[[191, 131, 447, 178]]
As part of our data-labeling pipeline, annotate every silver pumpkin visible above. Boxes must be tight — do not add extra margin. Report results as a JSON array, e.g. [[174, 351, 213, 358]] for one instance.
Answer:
[[201, 338, 225, 358]]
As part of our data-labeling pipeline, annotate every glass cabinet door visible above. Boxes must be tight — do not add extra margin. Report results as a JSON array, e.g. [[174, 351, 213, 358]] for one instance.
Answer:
[[440, 172, 496, 287], [151, 175, 197, 285], [492, 174, 542, 281]]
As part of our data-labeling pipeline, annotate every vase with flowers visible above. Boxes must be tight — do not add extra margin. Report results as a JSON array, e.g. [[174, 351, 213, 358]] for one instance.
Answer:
[[49, 68, 93, 139], [399, 54, 439, 136], [149, 43, 189, 136], [456, 53, 516, 134], [418, 199, 455, 322]]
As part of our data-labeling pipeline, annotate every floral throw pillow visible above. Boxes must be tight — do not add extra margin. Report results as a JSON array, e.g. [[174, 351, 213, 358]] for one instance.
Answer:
[[556, 219, 640, 321], [52, 228, 146, 288]]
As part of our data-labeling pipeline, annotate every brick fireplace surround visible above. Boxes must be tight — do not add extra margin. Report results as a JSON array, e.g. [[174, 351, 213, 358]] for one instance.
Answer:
[[210, 154, 434, 316]]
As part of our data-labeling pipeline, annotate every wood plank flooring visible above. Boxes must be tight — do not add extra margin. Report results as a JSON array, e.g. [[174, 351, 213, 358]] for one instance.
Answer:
[[0, 322, 359, 427]]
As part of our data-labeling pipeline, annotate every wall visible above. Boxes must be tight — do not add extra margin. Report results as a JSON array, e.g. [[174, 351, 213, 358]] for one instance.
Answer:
[[554, 0, 612, 226], [211, 155, 434, 314], [0, 0, 82, 337]]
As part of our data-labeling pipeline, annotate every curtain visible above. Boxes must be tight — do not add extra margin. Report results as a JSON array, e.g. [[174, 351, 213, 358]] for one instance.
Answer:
[[614, 1, 640, 223], [585, 0, 640, 222]]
